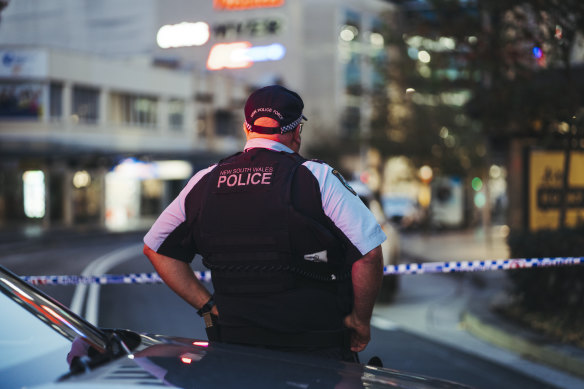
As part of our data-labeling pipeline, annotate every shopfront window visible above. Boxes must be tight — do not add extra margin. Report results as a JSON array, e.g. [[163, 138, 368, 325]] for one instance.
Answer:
[[72, 86, 99, 123], [0, 82, 43, 119]]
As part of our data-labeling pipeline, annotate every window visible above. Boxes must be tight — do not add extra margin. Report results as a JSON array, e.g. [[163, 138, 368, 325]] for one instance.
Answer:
[[341, 106, 361, 138], [343, 10, 362, 96], [72, 86, 99, 123], [168, 99, 185, 131], [49, 83, 63, 120], [214, 109, 237, 136], [110, 93, 158, 128], [0, 82, 43, 118], [345, 52, 362, 95]]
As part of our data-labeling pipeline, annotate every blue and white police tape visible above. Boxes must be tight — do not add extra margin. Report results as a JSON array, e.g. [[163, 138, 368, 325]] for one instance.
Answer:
[[20, 257, 583, 286], [22, 271, 211, 286], [384, 256, 583, 275]]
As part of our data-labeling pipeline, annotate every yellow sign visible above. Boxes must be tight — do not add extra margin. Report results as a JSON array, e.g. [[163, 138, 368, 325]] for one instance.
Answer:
[[529, 150, 584, 231]]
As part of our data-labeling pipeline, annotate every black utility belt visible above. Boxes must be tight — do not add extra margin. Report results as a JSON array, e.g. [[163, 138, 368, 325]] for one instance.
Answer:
[[203, 260, 352, 283], [220, 326, 348, 348]]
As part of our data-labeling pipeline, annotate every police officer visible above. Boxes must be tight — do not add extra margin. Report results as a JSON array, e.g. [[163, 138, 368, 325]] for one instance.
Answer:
[[143, 85, 386, 362]]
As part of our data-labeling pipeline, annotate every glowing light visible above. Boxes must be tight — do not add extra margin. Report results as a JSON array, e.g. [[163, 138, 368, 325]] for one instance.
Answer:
[[419, 165, 433, 183], [471, 177, 483, 192], [180, 352, 204, 363], [340, 25, 358, 42], [23, 170, 45, 218], [474, 192, 486, 208], [240, 43, 286, 62], [370, 32, 384, 47], [418, 185, 431, 208], [112, 158, 156, 179], [406, 88, 416, 95], [444, 135, 456, 148], [193, 341, 209, 347], [407, 47, 419, 60], [207, 42, 252, 70], [418, 65, 431, 78], [207, 42, 286, 70], [439, 127, 449, 139], [439, 37, 456, 50], [213, 0, 284, 10], [157, 22, 210, 48], [359, 171, 370, 184], [73, 170, 91, 189], [555, 26, 563, 40], [489, 165, 502, 179], [418, 50, 431, 63], [532, 46, 543, 59], [340, 29, 354, 41], [154, 160, 193, 180]]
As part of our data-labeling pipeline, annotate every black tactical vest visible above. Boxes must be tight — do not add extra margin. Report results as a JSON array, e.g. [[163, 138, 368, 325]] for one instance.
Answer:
[[194, 148, 348, 295]]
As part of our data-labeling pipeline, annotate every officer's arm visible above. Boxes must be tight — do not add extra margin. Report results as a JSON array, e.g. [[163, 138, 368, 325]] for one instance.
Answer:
[[143, 244, 219, 316], [343, 245, 383, 352]]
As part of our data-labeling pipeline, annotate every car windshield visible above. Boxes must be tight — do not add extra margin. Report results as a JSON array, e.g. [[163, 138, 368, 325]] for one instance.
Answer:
[[0, 290, 73, 387]]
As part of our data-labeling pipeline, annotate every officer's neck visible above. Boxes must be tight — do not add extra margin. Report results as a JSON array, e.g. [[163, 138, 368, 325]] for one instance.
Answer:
[[245, 132, 299, 153]]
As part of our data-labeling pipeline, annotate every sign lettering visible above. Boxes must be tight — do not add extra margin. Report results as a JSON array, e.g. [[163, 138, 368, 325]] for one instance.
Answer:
[[529, 150, 584, 230], [537, 188, 584, 209], [213, 19, 283, 39]]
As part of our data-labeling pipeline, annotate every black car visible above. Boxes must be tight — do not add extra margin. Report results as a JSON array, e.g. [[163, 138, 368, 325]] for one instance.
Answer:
[[0, 264, 472, 388]]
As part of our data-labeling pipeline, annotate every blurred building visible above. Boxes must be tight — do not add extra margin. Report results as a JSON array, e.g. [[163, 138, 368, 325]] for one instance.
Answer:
[[0, 0, 395, 232]]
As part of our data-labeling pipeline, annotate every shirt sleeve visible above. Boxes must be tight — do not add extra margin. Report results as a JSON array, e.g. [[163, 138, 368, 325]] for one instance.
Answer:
[[302, 161, 387, 257], [143, 164, 216, 256]]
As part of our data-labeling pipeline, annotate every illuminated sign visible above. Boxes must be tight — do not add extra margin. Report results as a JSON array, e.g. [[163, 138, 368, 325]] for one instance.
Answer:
[[529, 150, 584, 231], [214, 0, 284, 10], [23, 170, 45, 219], [213, 19, 283, 39], [157, 22, 210, 48], [206, 42, 286, 70], [156, 19, 282, 49]]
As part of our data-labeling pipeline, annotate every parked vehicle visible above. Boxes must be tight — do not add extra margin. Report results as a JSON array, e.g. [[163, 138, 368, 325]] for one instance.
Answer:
[[349, 181, 401, 302], [0, 264, 472, 388], [382, 195, 425, 229]]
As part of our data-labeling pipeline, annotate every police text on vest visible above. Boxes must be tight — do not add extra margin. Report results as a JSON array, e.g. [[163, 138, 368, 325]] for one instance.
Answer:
[[217, 166, 274, 188]]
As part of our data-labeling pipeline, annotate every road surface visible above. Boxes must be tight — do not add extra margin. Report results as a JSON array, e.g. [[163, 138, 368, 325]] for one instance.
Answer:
[[0, 233, 568, 389]]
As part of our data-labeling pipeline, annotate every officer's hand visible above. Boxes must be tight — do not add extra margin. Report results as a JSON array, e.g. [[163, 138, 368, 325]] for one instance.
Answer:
[[211, 305, 219, 316], [343, 313, 370, 352]]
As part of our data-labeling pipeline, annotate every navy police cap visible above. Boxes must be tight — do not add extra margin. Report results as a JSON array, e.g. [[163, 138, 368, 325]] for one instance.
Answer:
[[244, 85, 307, 134]]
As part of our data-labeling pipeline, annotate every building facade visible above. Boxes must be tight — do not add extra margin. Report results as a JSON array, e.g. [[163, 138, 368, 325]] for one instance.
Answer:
[[0, 0, 395, 232]]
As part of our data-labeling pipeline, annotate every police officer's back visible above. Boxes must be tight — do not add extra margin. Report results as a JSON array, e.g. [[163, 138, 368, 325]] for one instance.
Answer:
[[143, 85, 386, 362]]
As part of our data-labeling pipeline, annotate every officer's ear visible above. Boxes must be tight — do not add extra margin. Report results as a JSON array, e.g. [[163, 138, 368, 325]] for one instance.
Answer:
[[293, 125, 302, 143], [243, 122, 251, 137]]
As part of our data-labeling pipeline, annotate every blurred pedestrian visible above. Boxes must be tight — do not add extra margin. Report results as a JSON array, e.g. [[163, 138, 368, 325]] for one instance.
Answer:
[[143, 85, 385, 362]]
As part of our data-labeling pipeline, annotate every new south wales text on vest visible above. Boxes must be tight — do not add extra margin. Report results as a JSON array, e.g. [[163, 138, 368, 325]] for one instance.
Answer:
[[217, 166, 274, 188]]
